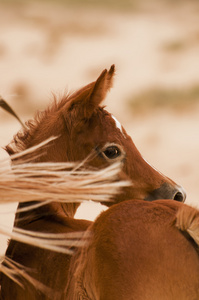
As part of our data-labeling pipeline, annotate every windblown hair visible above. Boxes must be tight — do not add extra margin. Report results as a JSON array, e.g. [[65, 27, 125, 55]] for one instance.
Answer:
[[0, 138, 129, 289], [1, 139, 129, 205]]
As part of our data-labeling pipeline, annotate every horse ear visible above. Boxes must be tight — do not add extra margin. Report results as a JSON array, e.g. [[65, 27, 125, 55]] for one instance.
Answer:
[[66, 65, 115, 119], [88, 64, 115, 112]]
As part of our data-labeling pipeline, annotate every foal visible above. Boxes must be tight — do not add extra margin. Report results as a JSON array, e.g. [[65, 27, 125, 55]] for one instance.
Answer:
[[1, 65, 185, 298], [66, 200, 199, 300]]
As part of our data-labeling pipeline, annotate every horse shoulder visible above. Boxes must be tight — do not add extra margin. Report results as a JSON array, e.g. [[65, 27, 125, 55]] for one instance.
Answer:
[[70, 200, 199, 300]]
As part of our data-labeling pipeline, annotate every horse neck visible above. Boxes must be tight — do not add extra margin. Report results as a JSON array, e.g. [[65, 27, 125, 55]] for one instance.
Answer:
[[14, 202, 80, 229]]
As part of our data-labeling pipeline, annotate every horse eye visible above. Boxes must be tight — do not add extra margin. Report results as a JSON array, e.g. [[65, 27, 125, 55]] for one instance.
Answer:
[[103, 146, 121, 159]]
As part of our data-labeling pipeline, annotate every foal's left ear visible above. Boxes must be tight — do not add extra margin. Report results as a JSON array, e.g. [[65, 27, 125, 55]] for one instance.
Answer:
[[66, 65, 115, 119]]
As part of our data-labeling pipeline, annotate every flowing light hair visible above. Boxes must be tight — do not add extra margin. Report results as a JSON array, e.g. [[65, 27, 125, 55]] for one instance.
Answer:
[[0, 137, 130, 288]]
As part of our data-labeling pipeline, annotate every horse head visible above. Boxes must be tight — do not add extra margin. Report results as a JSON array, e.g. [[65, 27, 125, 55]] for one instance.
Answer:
[[6, 65, 185, 217]]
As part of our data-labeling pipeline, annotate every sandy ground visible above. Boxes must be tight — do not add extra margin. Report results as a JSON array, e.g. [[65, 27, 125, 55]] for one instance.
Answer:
[[0, 1, 199, 254]]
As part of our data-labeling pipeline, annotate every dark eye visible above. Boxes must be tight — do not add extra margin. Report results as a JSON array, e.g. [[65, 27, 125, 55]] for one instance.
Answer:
[[103, 146, 121, 159]]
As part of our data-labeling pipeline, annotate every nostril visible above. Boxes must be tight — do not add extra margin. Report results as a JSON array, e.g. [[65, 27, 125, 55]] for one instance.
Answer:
[[174, 191, 185, 202], [144, 183, 186, 202]]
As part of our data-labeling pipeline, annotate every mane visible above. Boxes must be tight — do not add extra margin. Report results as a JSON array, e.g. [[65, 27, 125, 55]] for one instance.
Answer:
[[5, 81, 96, 156], [0, 141, 129, 246], [5, 95, 69, 155], [176, 204, 199, 246]]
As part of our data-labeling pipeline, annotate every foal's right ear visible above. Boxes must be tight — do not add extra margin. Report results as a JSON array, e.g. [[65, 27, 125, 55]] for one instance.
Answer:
[[65, 65, 115, 119], [88, 64, 115, 114]]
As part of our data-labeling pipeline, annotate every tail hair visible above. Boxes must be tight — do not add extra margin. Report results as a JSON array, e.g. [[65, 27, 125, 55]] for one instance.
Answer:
[[0, 138, 131, 252], [176, 204, 199, 246], [0, 138, 131, 206], [0, 256, 59, 297]]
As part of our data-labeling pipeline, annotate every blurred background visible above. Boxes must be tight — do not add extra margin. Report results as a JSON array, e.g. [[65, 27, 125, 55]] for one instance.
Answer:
[[0, 0, 199, 252]]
